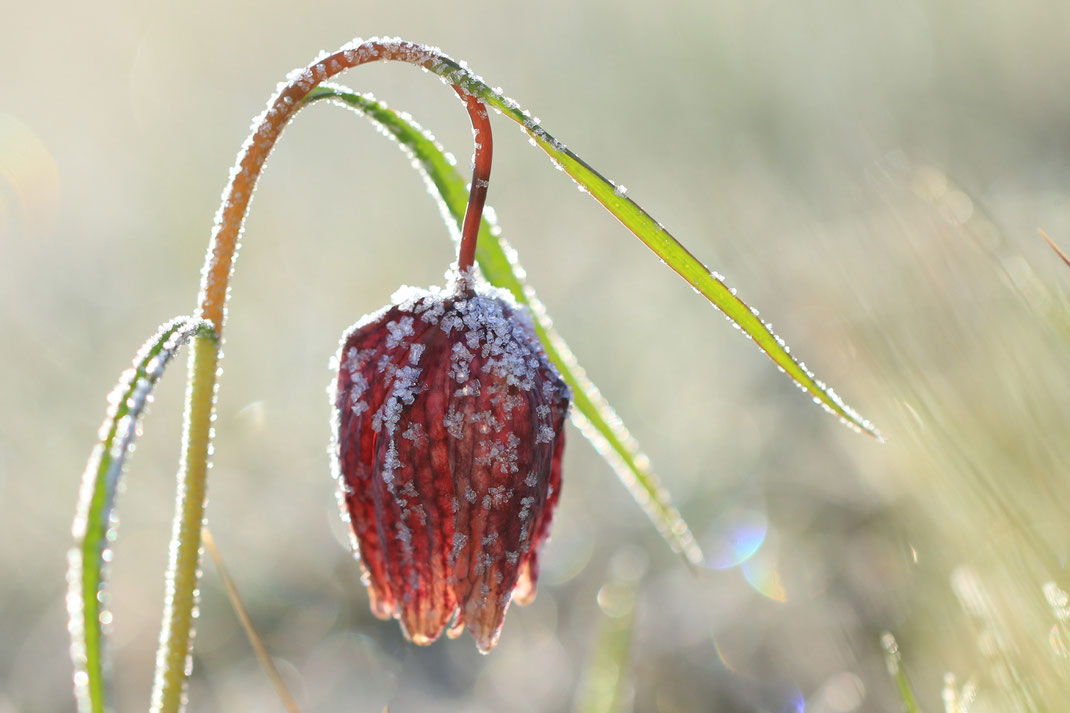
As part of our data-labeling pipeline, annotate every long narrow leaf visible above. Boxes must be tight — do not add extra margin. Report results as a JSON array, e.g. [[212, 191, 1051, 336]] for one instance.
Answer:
[[68, 317, 217, 713], [401, 48, 879, 439], [305, 85, 704, 563]]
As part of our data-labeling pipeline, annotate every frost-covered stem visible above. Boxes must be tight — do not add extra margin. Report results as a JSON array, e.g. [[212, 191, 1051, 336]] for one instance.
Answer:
[[195, 39, 483, 330], [151, 336, 216, 713], [455, 89, 493, 272], [155, 38, 499, 713]]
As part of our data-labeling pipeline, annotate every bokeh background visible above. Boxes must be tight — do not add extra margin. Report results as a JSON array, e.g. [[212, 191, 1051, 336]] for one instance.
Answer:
[[5, 1, 1070, 711]]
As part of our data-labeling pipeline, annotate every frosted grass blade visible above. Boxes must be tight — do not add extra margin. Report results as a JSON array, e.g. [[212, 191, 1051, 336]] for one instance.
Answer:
[[68, 317, 217, 713], [305, 85, 704, 563], [408, 55, 879, 438]]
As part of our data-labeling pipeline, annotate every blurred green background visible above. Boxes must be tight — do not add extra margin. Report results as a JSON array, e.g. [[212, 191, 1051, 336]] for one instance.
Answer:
[[5, 1, 1070, 711]]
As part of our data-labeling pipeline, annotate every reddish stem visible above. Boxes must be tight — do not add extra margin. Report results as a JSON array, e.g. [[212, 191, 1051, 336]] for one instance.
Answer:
[[455, 90, 493, 273], [199, 39, 486, 332]]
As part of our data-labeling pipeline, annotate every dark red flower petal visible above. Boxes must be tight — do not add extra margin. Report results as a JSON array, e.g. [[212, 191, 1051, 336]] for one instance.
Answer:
[[331, 275, 569, 652]]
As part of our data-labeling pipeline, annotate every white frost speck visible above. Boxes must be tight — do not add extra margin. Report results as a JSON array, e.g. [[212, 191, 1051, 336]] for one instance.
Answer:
[[381, 441, 402, 485], [444, 406, 465, 439], [401, 422, 425, 442], [385, 316, 415, 349], [450, 532, 468, 563]]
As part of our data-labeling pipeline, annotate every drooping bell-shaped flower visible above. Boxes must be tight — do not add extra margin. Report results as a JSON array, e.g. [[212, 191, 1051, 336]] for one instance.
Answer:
[[331, 268, 570, 652]]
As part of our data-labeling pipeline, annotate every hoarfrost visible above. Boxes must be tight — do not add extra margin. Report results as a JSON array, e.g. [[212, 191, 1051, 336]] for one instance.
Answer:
[[473, 552, 494, 575], [444, 406, 465, 439], [401, 422, 425, 443], [518, 496, 535, 521], [382, 441, 402, 485], [469, 410, 502, 434], [449, 343, 474, 382], [385, 316, 415, 349], [377, 365, 423, 436], [349, 372, 369, 403], [396, 522, 414, 559], [482, 485, 511, 510], [345, 347, 375, 374], [454, 380, 481, 398]]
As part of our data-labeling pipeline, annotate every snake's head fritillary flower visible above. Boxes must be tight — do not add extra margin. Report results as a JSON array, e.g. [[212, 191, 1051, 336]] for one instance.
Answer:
[[331, 268, 570, 652]]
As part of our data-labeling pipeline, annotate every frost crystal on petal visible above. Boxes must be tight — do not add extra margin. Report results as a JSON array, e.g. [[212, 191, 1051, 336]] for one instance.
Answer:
[[385, 316, 415, 348]]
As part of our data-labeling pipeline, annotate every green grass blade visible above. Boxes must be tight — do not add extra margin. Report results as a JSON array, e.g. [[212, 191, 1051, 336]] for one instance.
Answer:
[[305, 85, 704, 563], [882, 632, 923, 713], [413, 56, 879, 438], [68, 317, 217, 713]]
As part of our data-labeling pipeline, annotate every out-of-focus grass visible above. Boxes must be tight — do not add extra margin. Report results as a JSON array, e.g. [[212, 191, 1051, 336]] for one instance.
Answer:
[[840, 156, 1070, 712]]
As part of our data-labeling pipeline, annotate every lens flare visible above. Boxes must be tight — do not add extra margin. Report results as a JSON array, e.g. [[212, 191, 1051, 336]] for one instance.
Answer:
[[700, 501, 768, 570], [781, 689, 805, 713], [0, 113, 60, 238], [741, 548, 787, 602]]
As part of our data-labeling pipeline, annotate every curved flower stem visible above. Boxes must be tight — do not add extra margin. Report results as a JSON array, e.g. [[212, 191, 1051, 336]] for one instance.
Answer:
[[195, 38, 488, 331], [154, 38, 500, 713], [455, 89, 493, 272]]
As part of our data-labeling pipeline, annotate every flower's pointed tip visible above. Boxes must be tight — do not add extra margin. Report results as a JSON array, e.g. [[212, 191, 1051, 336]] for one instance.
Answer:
[[512, 561, 537, 607], [474, 629, 502, 654], [446, 614, 466, 639], [463, 597, 510, 654], [400, 607, 455, 647], [367, 586, 394, 621]]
